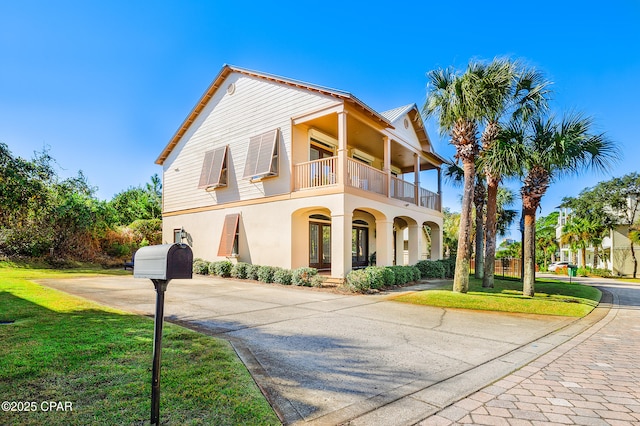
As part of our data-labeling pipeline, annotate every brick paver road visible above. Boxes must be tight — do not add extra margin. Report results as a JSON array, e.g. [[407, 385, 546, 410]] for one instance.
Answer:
[[419, 278, 640, 426]]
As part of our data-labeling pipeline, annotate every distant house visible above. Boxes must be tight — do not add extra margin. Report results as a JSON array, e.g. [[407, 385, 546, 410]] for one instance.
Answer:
[[556, 207, 640, 276], [156, 65, 446, 280]]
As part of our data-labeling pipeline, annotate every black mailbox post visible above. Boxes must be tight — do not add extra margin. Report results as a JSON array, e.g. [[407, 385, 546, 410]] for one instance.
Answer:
[[134, 243, 193, 426]]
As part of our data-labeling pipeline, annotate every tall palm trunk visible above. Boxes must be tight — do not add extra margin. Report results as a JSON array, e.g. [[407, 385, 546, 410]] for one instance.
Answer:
[[474, 178, 485, 279], [522, 206, 537, 297], [454, 157, 475, 293], [521, 166, 549, 297], [483, 174, 499, 288]]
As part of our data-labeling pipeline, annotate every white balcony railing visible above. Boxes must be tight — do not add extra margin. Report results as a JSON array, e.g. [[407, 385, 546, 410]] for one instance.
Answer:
[[346, 158, 386, 196], [293, 156, 441, 211], [294, 157, 337, 190], [390, 176, 416, 203], [420, 187, 441, 210]]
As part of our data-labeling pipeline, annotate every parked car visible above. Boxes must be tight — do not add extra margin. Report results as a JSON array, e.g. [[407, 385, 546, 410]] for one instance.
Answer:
[[548, 261, 570, 272]]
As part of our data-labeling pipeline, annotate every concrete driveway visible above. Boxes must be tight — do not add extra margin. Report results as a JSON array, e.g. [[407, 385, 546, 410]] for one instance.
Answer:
[[40, 275, 605, 425]]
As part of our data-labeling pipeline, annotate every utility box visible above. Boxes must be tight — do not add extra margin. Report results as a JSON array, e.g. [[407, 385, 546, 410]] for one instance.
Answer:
[[134, 244, 193, 281]]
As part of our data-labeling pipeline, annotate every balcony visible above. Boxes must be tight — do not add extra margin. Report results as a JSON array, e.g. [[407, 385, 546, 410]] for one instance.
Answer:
[[293, 156, 441, 211]]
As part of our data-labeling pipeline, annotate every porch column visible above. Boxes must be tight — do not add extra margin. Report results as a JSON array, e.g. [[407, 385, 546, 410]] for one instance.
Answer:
[[375, 219, 394, 266], [337, 111, 348, 187], [408, 224, 423, 265], [383, 136, 391, 197], [437, 168, 442, 210], [395, 226, 405, 265], [433, 225, 443, 260], [414, 153, 420, 206], [331, 211, 353, 279]]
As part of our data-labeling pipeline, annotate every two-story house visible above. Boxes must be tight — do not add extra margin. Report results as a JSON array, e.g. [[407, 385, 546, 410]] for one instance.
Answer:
[[156, 65, 445, 280]]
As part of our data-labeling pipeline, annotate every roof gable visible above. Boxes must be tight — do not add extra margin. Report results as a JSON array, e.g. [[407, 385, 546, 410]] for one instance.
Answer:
[[156, 65, 393, 165]]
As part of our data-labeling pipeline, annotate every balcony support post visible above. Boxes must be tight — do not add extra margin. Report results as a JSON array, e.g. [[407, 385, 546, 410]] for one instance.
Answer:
[[337, 111, 348, 187], [383, 136, 391, 197], [414, 153, 420, 206]]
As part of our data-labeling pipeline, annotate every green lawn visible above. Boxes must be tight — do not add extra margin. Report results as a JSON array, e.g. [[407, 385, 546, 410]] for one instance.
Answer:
[[0, 262, 279, 425], [390, 277, 601, 317]]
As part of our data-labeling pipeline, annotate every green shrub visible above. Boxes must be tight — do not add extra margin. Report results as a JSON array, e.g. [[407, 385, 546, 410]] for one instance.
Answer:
[[591, 268, 612, 277], [437, 258, 455, 278], [292, 267, 318, 286], [410, 266, 421, 282], [415, 260, 445, 279], [381, 267, 395, 287], [207, 261, 218, 276], [214, 260, 233, 277], [231, 262, 249, 279], [257, 265, 277, 283], [390, 266, 408, 285], [273, 268, 292, 285], [311, 274, 325, 288], [246, 264, 260, 280], [193, 259, 210, 275], [345, 269, 369, 292], [364, 266, 386, 290], [577, 266, 590, 277]]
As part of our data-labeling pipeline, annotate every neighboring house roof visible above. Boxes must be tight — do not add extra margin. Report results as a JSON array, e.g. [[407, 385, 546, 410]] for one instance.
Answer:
[[156, 65, 394, 165]]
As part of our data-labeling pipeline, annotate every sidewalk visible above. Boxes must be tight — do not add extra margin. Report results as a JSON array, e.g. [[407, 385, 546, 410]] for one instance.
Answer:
[[419, 278, 640, 426]]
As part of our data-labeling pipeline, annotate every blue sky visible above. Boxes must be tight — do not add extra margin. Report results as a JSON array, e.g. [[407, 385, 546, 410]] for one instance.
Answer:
[[2, 1, 639, 237]]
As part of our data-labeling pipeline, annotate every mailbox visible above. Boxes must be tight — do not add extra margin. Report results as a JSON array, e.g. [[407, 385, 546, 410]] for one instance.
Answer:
[[133, 243, 193, 425], [134, 243, 193, 281]]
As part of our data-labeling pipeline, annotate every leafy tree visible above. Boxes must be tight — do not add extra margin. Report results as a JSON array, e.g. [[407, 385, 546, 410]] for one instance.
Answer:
[[110, 174, 162, 225], [424, 64, 491, 293], [568, 173, 640, 277], [480, 62, 550, 288], [536, 212, 559, 269], [505, 114, 618, 296]]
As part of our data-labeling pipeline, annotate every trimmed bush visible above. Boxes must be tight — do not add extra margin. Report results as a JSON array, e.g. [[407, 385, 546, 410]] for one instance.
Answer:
[[436, 258, 455, 278], [410, 266, 421, 282], [415, 260, 445, 279], [345, 269, 369, 292], [246, 264, 260, 281], [214, 260, 233, 277], [193, 259, 210, 275], [310, 274, 325, 288], [257, 265, 277, 283], [273, 268, 293, 285], [381, 267, 395, 287], [364, 266, 386, 290], [390, 265, 409, 285], [231, 262, 249, 279], [292, 267, 318, 286], [591, 268, 612, 278]]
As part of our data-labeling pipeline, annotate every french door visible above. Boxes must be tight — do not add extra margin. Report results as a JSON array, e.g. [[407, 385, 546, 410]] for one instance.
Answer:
[[309, 222, 331, 270], [352, 225, 369, 268]]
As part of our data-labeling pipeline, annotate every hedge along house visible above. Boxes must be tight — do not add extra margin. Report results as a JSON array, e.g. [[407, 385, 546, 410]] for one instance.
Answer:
[[156, 65, 446, 280]]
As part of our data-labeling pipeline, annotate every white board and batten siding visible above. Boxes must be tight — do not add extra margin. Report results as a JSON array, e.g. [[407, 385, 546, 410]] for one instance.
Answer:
[[387, 112, 426, 154], [162, 72, 339, 213]]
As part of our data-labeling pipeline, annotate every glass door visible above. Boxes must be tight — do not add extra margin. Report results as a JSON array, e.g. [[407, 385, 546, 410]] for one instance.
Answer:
[[352, 225, 369, 268], [309, 222, 331, 270]]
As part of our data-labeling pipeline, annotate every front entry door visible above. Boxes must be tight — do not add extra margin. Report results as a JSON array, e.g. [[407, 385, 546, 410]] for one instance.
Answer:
[[352, 226, 369, 268], [309, 222, 331, 270]]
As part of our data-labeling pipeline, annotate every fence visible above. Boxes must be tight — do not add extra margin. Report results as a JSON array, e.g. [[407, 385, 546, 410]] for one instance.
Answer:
[[470, 258, 522, 279]]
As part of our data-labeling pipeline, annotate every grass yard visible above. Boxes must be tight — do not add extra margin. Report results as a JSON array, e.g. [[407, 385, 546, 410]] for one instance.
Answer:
[[390, 277, 601, 317], [0, 261, 279, 425]]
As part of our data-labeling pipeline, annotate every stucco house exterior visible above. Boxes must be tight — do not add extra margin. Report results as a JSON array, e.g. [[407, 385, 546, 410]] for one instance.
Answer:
[[556, 207, 639, 276], [156, 65, 445, 280]]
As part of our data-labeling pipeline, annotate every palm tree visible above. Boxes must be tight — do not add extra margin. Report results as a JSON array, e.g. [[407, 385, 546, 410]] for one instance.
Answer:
[[514, 114, 618, 296], [479, 61, 550, 288], [424, 66, 486, 293]]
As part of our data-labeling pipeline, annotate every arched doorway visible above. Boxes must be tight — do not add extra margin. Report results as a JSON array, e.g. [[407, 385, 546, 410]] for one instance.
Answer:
[[309, 214, 332, 270]]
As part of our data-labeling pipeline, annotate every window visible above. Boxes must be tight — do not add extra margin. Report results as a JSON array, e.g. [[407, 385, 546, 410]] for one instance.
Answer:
[[243, 129, 279, 180], [198, 146, 228, 189], [218, 213, 240, 257]]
